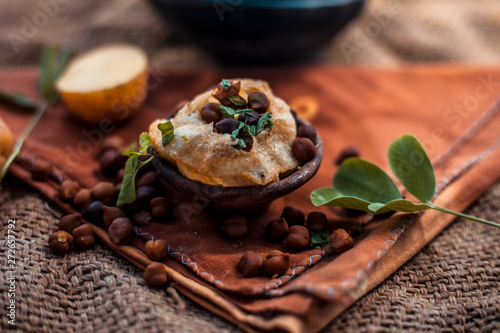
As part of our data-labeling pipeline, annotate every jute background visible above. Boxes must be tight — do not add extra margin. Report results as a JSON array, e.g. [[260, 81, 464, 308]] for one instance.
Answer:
[[1, 0, 500, 332]]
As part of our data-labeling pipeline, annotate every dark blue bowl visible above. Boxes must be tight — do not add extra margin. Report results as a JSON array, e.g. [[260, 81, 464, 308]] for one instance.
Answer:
[[148, 0, 365, 63]]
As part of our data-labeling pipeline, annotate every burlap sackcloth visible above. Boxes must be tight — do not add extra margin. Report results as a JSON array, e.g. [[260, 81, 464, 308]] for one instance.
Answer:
[[1, 65, 500, 332]]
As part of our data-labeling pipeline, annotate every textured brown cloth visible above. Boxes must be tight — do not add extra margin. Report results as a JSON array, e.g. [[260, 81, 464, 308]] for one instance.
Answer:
[[1, 66, 500, 332]]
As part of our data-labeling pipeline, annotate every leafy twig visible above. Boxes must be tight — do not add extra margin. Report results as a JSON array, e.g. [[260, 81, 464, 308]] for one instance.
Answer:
[[311, 135, 498, 228], [0, 46, 71, 182]]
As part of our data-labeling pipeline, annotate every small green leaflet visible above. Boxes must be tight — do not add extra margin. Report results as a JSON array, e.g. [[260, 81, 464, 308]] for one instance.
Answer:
[[388, 135, 435, 203], [0, 91, 37, 109], [221, 79, 231, 90], [158, 120, 175, 146], [237, 138, 245, 148], [117, 152, 153, 206], [310, 230, 330, 246], [228, 95, 246, 106], [220, 105, 236, 118], [249, 96, 262, 104], [368, 200, 432, 214], [334, 158, 401, 205], [310, 135, 500, 228], [139, 132, 152, 155]]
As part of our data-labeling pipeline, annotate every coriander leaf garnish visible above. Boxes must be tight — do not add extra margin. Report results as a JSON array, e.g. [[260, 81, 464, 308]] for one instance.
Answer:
[[237, 138, 245, 148], [157, 120, 175, 146], [249, 96, 263, 104], [221, 79, 231, 90], [311, 135, 500, 228], [228, 95, 246, 106]]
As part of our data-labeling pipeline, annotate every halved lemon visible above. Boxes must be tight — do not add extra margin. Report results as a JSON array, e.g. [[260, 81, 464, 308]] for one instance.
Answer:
[[56, 44, 149, 125]]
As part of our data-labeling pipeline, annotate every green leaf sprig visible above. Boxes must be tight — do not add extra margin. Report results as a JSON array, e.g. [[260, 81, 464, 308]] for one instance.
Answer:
[[0, 45, 72, 182], [117, 132, 154, 206], [117, 121, 176, 206], [311, 135, 500, 228]]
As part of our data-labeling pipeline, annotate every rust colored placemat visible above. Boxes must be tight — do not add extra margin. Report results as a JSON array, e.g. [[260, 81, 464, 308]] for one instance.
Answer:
[[1, 66, 500, 332]]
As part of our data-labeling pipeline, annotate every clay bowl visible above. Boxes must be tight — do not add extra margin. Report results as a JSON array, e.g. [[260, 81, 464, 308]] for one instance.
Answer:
[[152, 116, 323, 214]]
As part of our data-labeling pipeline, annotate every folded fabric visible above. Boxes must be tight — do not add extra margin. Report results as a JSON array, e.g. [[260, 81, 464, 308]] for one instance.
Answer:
[[1, 66, 499, 333]]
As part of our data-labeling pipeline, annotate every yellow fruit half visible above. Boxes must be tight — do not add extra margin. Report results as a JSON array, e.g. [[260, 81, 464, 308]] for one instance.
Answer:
[[56, 44, 149, 125], [0, 117, 14, 171]]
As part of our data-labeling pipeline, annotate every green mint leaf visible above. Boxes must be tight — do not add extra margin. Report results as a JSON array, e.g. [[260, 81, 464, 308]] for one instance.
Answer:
[[310, 187, 375, 212], [139, 132, 153, 155], [228, 95, 246, 106], [157, 121, 175, 147], [237, 139, 245, 148], [219, 105, 236, 118], [221, 79, 231, 90], [117, 153, 154, 206], [231, 122, 244, 140], [388, 135, 436, 203], [368, 199, 432, 214], [249, 96, 262, 104], [0, 91, 38, 109], [334, 158, 402, 204], [309, 230, 330, 246]]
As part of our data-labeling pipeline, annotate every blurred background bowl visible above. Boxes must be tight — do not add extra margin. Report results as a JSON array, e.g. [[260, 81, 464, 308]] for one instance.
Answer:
[[148, 0, 365, 63]]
